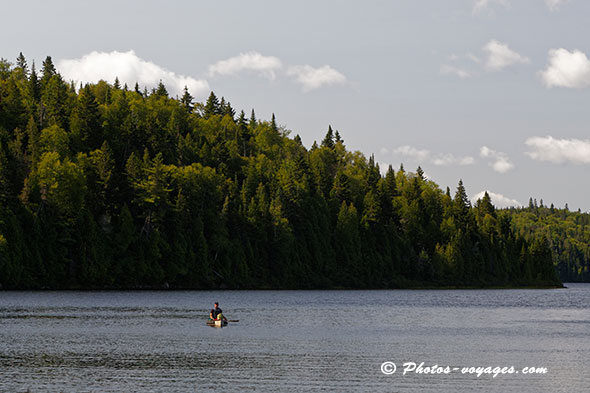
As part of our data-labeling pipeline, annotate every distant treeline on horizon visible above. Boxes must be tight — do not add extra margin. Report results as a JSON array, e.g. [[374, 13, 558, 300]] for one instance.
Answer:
[[0, 53, 575, 289]]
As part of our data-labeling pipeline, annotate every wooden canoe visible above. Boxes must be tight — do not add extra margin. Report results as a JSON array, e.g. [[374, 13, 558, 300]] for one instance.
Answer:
[[207, 319, 228, 327]]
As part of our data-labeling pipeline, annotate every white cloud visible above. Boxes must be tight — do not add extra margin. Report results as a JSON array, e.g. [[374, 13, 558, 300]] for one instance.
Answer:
[[545, 0, 567, 11], [393, 146, 431, 162], [380, 147, 389, 154], [208, 52, 347, 91], [287, 65, 347, 91], [441, 41, 526, 80], [466, 53, 482, 63], [539, 48, 590, 88], [473, 0, 563, 14], [208, 51, 282, 80], [57, 50, 209, 98], [473, 0, 510, 14], [480, 146, 514, 173], [472, 191, 521, 208], [525, 136, 590, 164], [483, 40, 529, 71], [432, 154, 475, 166], [392, 146, 475, 167], [440, 65, 472, 79], [490, 157, 514, 173]]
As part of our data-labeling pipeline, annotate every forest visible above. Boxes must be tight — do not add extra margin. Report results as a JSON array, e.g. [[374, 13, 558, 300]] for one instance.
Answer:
[[0, 53, 563, 289], [505, 201, 590, 282]]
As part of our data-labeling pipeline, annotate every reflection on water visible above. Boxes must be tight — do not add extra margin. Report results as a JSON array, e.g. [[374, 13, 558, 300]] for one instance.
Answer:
[[0, 285, 588, 392]]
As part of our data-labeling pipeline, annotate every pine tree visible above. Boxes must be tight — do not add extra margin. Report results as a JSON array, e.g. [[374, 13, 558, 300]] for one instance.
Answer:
[[41, 74, 69, 128], [416, 166, 425, 181], [70, 84, 101, 151], [180, 86, 194, 112], [223, 101, 236, 119], [330, 170, 351, 204], [204, 92, 220, 118], [155, 80, 168, 97], [27, 62, 41, 104], [367, 155, 380, 189], [454, 180, 470, 210], [479, 192, 495, 216], [41, 56, 56, 87], [15, 52, 28, 78], [2, 76, 26, 131], [384, 165, 397, 197], [453, 180, 472, 230], [249, 109, 257, 127], [321, 125, 334, 148], [237, 110, 247, 128], [237, 110, 251, 156]]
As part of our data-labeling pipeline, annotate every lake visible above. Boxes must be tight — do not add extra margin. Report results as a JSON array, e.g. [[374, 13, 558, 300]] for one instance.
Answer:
[[1, 284, 588, 392]]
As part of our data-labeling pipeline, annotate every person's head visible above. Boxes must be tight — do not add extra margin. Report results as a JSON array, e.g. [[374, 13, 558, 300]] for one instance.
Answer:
[[214, 302, 219, 308]]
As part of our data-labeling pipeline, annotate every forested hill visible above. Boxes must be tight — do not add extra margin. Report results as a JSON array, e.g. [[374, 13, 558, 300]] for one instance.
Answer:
[[503, 201, 590, 282], [0, 54, 561, 289]]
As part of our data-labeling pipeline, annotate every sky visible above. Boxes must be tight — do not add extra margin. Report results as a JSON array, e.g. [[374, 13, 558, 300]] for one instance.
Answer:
[[4, 0, 590, 211]]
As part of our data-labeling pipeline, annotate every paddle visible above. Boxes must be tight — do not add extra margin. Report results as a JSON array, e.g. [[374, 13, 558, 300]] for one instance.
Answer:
[[228, 319, 239, 322]]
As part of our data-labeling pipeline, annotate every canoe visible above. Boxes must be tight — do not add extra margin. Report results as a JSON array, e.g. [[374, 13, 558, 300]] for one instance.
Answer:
[[207, 319, 228, 327]]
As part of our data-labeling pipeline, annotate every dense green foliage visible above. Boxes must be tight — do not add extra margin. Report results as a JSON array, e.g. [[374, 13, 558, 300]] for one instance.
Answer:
[[0, 54, 561, 289], [504, 199, 590, 282]]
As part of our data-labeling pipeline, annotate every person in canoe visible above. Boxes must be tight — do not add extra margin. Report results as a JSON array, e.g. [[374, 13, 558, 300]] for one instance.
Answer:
[[209, 302, 227, 322]]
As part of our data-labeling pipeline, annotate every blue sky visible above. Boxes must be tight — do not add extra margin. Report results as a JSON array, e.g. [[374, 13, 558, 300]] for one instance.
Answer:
[[4, 0, 590, 210]]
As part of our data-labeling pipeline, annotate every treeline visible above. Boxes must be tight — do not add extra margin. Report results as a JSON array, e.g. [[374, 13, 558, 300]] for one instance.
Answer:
[[0, 53, 561, 289], [503, 200, 590, 282]]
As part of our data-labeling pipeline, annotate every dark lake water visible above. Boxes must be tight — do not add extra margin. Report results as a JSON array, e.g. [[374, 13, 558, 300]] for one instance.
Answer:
[[1, 284, 588, 392]]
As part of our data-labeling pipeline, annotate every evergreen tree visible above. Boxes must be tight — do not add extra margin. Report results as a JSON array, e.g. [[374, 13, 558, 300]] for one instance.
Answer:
[[70, 84, 101, 151], [15, 52, 28, 78], [223, 100, 236, 119], [25, 62, 41, 119], [41, 74, 69, 128], [454, 180, 471, 211], [249, 109, 257, 127], [416, 166, 425, 181], [180, 86, 194, 112], [41, 56, 57, 87], [204, 92, 220, 118], [321, 125, 335, 148], [155, 80, 168, 97]]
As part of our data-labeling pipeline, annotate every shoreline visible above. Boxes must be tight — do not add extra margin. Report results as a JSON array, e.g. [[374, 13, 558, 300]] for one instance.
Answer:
[[0, 283, 569, 291]]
